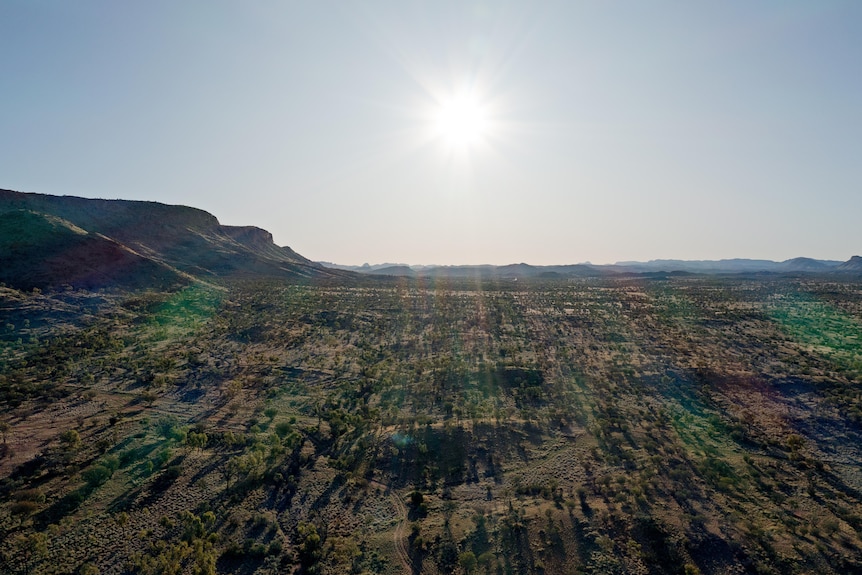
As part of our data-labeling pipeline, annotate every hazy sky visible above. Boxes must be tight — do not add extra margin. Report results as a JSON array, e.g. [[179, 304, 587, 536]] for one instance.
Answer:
[[2, 1, 860, 265]]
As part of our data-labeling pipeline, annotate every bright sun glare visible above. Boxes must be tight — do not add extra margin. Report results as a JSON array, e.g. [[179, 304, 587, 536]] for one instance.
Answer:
[[434, 92, 488, 149]]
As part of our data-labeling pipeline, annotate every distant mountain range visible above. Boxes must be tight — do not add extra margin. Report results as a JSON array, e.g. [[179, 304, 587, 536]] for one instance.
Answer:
[[0, 189, 349, 290], [321, 256, 861, 279]]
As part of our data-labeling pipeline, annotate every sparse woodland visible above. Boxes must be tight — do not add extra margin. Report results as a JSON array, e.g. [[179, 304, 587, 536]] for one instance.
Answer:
[[1, 275, 861, 574]]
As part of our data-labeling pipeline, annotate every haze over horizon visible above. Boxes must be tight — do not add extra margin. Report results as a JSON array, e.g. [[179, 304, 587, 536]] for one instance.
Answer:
[[2, 1, 860, 266]]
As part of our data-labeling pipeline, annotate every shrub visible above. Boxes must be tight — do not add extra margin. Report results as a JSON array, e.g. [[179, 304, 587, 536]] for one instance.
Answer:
[[10, 500, 40, 517]]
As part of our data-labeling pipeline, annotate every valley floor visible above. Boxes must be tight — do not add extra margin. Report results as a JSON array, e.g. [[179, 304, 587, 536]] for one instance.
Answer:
[[1, 275, 862, 574]]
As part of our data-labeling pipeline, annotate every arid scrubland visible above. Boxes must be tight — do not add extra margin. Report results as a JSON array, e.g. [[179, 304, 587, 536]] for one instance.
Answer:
[[1, 276, 861, 574]]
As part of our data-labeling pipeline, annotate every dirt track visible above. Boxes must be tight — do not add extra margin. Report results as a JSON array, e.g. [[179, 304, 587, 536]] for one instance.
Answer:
[[370, 480, 412, 574]]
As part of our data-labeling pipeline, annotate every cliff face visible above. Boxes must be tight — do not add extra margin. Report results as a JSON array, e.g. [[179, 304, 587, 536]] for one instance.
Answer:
[[221, 225, 314, 264], [222, 226, 276, 249], [0, 189, 349, 289]]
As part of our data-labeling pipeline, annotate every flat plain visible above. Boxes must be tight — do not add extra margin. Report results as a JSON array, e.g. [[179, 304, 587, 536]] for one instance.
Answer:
[[1, 274, 861, 574]]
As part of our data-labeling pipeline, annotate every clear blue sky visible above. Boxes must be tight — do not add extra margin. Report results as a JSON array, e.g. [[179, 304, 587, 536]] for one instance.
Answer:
[[2, 1, 860, 265]]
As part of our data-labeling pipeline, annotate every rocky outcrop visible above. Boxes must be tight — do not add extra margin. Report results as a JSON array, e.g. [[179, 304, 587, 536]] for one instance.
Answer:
[[0, 189, 351, 289]]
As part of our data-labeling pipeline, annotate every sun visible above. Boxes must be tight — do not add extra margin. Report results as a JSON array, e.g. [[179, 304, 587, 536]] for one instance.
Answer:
[[434, 92, 488, 149]]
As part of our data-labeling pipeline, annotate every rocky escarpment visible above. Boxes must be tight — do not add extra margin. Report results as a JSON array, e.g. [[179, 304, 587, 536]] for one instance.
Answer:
[[0, 189, 350, 289]]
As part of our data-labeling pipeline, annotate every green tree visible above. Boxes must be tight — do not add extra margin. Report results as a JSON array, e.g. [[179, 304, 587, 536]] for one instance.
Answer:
[[297, 522, 323, 574], [186, 431, 208, 452], [115, 511, 129, 538], [459, 551, 478, 574], [157, 416, 187, 442], [60, 429, 81, 450], [13, 532, 48, 573], [82, 464, 113, 487]]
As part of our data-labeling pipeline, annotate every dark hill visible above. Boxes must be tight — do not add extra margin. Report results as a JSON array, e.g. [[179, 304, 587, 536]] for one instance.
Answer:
[[777, 257, 839, 272], [0, 210, 184, 290], [366, 265, 416, 276], [362, 263, 604, 279], [836, 255, 862, 273], [0, 189, 350, 287]]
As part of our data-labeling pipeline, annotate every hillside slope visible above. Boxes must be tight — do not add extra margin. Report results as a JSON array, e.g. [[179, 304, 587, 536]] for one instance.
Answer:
[[0, 189, 350, 288], [836, 255, 862, 273], [0, 210, 185, 290]]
